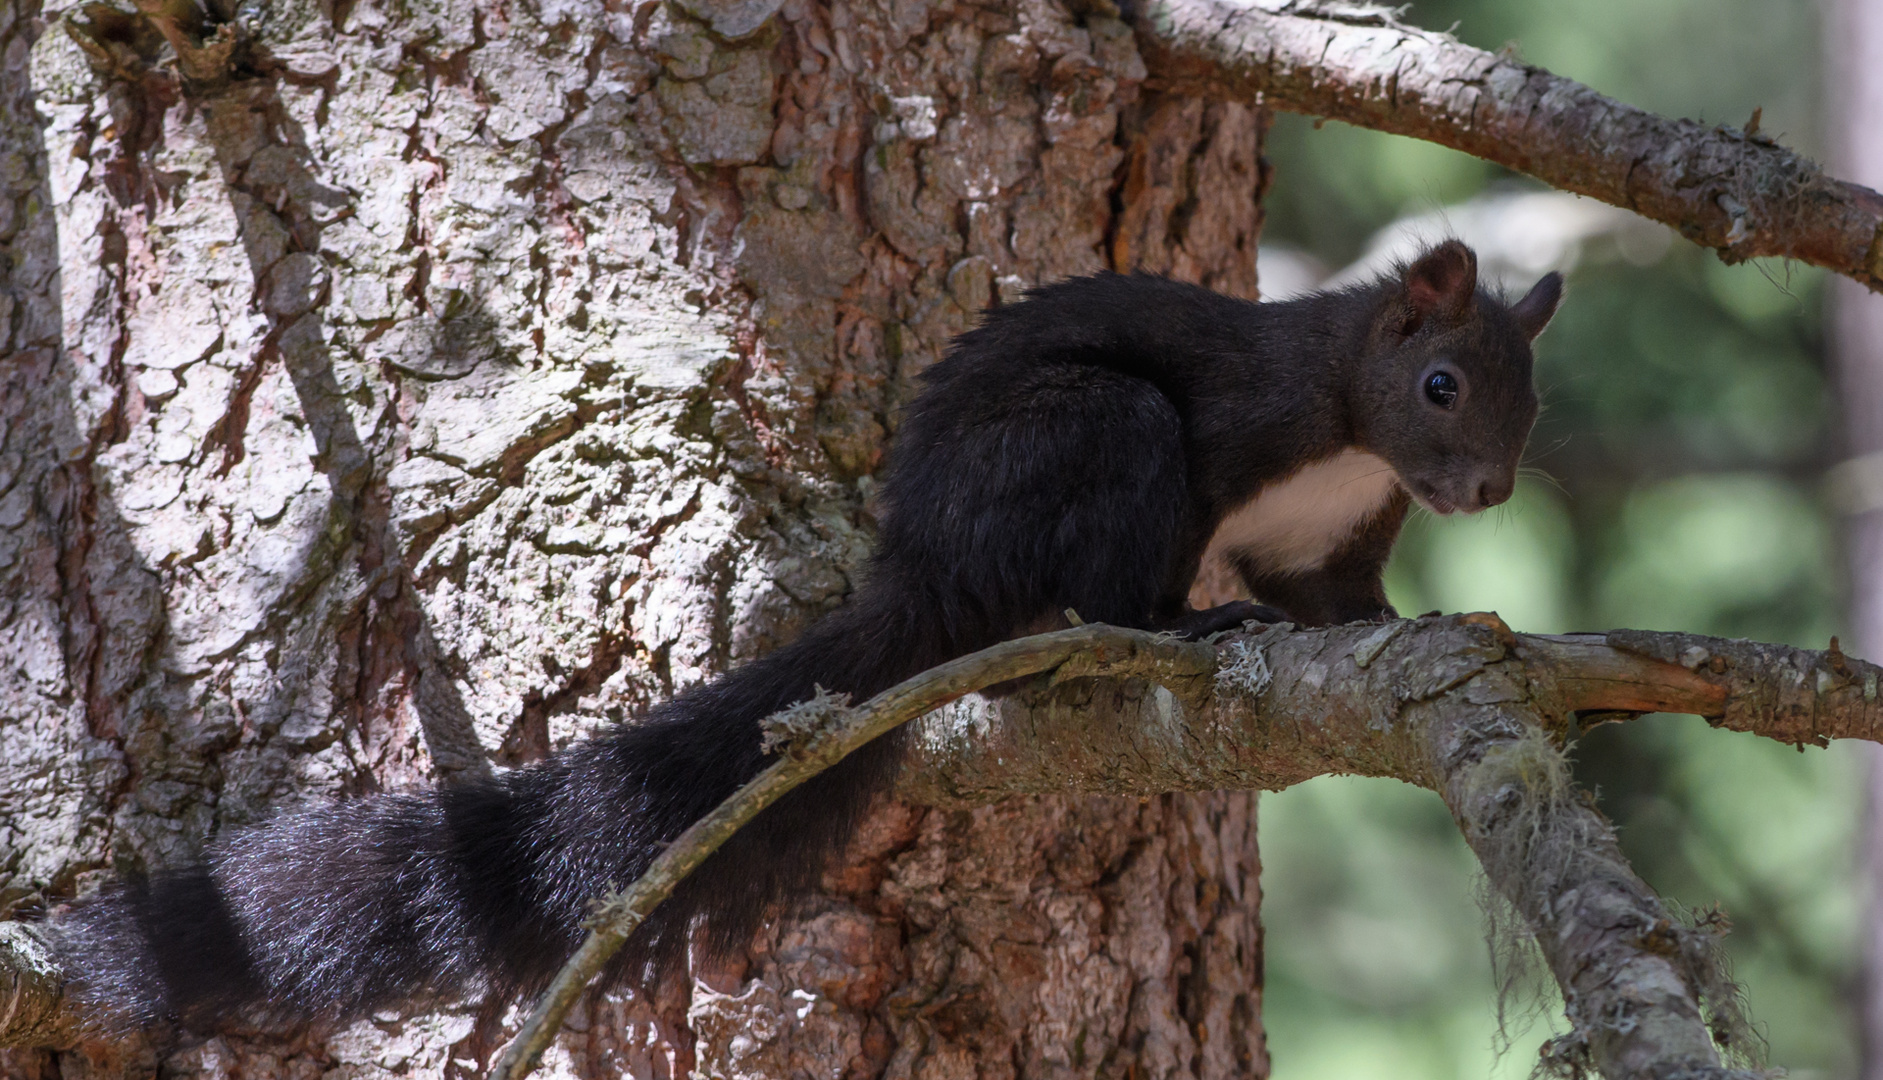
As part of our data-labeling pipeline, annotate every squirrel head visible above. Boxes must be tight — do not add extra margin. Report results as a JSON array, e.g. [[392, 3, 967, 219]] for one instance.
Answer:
[[1350, 240, 1562, 514]]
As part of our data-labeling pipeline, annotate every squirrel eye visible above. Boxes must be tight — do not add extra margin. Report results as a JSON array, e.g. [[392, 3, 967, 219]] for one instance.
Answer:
[[1424, 371, 1459, 409]]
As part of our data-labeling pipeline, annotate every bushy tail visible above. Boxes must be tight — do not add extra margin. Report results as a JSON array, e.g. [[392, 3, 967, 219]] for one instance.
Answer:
[[51, 587, 951, 1031]]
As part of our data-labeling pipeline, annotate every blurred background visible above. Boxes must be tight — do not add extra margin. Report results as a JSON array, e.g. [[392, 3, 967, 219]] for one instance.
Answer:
[[1249, 0, 1863, 1077]]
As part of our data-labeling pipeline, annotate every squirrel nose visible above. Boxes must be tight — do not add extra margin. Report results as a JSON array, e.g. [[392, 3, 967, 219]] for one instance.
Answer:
[[1474, 474, 1515, 509]]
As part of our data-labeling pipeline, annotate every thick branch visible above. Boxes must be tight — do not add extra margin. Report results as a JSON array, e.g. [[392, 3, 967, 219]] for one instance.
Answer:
[[898, 616, 1876, 1079], [1131, 0, 1883, 289], [900, 619, 1881, 802], [0, 924, 75, 1050]]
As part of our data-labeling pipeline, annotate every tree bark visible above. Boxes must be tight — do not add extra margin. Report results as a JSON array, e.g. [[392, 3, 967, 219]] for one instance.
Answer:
[[2, 0, 1863, 1076], [0, 0, 1272, 1077]]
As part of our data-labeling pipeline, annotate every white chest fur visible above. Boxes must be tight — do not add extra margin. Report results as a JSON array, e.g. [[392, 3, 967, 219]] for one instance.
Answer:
[[1200, 449, 1402, 579]]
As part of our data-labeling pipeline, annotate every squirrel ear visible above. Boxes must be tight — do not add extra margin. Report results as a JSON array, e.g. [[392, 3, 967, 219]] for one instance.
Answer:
[[1399, 240, 1478, 333], [1511, 271, 1564, 342]]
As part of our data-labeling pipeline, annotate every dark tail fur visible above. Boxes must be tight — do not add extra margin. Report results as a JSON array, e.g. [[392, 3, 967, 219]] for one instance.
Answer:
[[52, 582, 956, 1030]]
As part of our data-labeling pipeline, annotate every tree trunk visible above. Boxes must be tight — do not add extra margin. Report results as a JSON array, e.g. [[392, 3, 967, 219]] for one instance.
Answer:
[[1830, 0, 1883, 1071], [0, 0, 1272, 1075]]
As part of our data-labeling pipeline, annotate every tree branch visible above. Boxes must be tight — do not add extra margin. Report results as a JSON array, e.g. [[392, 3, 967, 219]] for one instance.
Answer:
[[1130, 0, 1883, 290], [897, 614, 1872, 1079], [12, 616, 1871, 1079], [489, 625, 1214, 1080], [899, 619, 1879, 803], [0, 924, 76, 1051]]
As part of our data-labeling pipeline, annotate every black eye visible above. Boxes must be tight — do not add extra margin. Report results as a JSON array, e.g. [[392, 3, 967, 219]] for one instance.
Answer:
[[1425, 371, 1459, 409]]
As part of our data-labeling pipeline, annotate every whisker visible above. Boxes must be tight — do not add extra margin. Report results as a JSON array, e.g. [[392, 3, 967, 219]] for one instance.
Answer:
[[1525, 435, 1573, 459], [1518, 466, 1568, 496]]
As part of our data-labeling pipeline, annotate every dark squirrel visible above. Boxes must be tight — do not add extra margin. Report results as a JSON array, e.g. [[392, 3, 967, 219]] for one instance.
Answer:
[[47, 240, 1561, 1030]]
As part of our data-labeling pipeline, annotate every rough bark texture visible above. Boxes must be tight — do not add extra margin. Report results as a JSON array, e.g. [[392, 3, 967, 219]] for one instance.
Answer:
[[1132, 0, 1883, 289], [891, 624, 1883, 805], [0, 0, 1274, 1075]]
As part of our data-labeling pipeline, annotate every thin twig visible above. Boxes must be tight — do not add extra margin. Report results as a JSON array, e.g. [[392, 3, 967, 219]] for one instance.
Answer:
[[487, 624, 1214, 1080]]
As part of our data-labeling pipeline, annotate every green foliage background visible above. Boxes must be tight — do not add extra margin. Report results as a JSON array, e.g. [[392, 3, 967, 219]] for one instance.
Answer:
[[1253, 2, 1861, 1077]]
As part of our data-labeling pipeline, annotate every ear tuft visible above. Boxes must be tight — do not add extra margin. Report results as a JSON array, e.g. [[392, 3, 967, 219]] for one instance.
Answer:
[[1400, 240, 1478, 333], [1511, 271, 1564, 342]]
